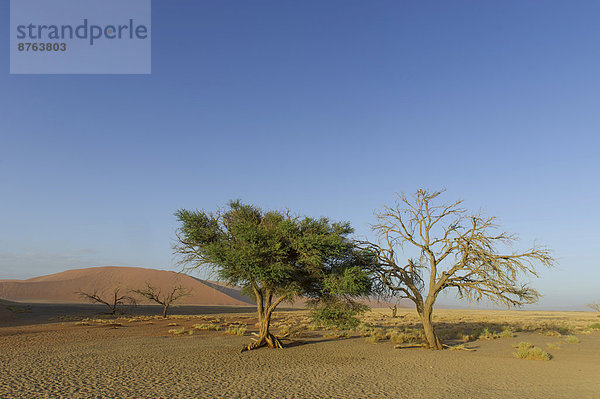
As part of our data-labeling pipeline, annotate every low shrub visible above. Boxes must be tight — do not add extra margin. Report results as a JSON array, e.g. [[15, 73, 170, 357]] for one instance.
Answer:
[[278, 324, 307, 338], [356, 323, 375, 336], [192, 323, 221, 331], [459, 333, 472, 342], [564, 335, 580, 344], [477, 327, 500, 340], [225, 325, 247, 336], [362, 328, 390, 343], [557, 326, 572, 335], [499, 329, 515, 338], [365, 333, 387, 343], [588, 323, 600, 330], [436, 327, 464, 341], [323, 331, 350, 339], [168, 327, 186, 335], [545, 330, 562, 337], [513, 342, 551, 361], [389, 330, 423, 344]]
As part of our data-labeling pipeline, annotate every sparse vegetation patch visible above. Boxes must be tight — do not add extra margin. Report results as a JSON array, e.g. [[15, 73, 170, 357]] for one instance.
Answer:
[[564, 335, 580, 344], [513, 342, 551, 361], [192, 323, 222, 331], [323, 331, 350, 339], [6, 305, 32, 313], [225, 325, 247, 336], [168, 327, 186, 335], [499, 329, 515, 338], [277, 324, 308, 338]]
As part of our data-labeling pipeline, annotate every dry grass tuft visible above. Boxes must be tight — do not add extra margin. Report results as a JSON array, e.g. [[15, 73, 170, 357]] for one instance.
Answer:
[[277, 323, 308, 338], [192, 323, 221, 331], [225, 325, 247, 336], [364, 335, 384, 343], [363, 328, 389, 343], [499, 328, 515, 338], [168, 327, 186, 335], [323, 331, 350, 339], [477, 327, 500, 340], [513, 342, 551, 361], [564, 335, 580, 344], [389, 330, 423, 344]]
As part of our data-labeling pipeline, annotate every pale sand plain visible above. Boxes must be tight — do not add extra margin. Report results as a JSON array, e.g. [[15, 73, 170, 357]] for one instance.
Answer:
[[0, 304, 599, 398]]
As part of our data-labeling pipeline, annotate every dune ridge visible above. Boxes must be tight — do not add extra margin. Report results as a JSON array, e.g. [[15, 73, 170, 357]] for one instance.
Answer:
[[0, 266, 253, 306]]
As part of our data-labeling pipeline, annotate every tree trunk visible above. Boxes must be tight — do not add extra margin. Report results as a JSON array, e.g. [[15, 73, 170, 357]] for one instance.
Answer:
[[242, 309, 283, 352], [391, 305, 398, 318], [162, 304, 169, 318], [419, 308, 442, 350]]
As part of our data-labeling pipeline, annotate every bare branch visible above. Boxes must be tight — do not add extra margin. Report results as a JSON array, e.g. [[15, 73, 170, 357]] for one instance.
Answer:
[[132, 283, 191, 318], [361, 189, 555, 349], [76, 288, 136, 315]]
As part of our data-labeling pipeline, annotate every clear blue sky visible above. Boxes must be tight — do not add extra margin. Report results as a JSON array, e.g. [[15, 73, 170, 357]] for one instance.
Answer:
[[1, 1, 598, 310]]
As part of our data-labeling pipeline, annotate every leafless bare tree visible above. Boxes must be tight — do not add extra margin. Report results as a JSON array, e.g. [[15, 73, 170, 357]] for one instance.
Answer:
[[360, 189, 554, 350], [132, 283, 191, 318], [588, 302, 600, 313], [76, 288, 137, 315]]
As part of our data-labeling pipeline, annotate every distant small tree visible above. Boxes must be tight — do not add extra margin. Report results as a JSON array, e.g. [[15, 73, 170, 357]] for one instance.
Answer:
[[174, 200, 373, 351], [76, 288, 136, 315], [132, 283, 190, 318], [361, 189, 554, 350], [588, 302, 600, 313]]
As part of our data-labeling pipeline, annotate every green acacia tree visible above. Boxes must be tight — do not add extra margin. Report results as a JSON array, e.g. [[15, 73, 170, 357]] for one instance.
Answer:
[[174, 200, 373, 351]]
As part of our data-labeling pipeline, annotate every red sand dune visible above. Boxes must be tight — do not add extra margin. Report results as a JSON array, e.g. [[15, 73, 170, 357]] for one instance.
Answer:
[[0, 266, 406, 309], [0, 266, 253, 306]]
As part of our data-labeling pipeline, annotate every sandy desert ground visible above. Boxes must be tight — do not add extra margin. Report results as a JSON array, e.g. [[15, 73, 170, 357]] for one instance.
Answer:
[[1, 303, 599, 398]]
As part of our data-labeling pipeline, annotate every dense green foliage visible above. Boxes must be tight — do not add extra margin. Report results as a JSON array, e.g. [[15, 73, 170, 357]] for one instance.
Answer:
[[174, 201, 372, 300], [174, 200, 374, 348], [309, 298, 369, 330]]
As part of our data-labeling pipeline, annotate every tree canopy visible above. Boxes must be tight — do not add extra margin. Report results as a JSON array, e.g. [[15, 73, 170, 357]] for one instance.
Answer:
[[361, 189, 554, 349], [174, 200, 372, 350]]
